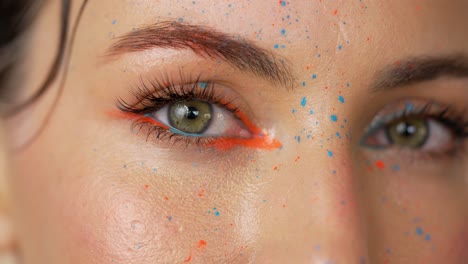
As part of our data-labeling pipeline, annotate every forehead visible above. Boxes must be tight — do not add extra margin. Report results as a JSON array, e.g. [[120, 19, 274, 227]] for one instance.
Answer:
[[64, 0, 468, 109], [88, 0, 468, 33], [82, 0, 468, 62]]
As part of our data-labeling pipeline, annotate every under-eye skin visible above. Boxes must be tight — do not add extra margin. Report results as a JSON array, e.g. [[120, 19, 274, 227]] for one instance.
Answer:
[[112, 74, 282, 150], [361, 98, 468, 159]]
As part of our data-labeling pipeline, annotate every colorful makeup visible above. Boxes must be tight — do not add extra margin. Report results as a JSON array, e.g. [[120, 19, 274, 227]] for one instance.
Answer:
[[108, 110, 282, 151], [109, 75, 282, 151]]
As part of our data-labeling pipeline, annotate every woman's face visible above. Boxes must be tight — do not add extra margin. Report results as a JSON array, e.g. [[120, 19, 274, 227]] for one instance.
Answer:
[[6, 0, 468, 263]]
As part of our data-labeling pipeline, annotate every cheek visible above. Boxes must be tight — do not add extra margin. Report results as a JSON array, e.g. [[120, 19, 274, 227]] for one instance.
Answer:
[[65, 187, 170, 263], [61, 150, 264, 263]]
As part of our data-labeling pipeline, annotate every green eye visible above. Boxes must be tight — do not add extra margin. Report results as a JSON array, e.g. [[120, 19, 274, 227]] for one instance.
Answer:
[[168, 100, 213, 134], [387, 118, 428, 148]]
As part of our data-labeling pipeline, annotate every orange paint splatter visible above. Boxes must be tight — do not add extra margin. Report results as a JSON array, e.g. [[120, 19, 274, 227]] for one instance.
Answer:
[[164, 196, 169, 201], [333, 9, 338, 15], [145, 185, 149, 189], [376, 160, 385, 169], [198, 190, 205, 197], [184, 255, 192, 263], [197, 240, 207, 249]]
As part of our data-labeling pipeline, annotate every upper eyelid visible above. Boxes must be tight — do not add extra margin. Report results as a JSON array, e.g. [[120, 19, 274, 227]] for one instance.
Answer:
[[105, 21, 295, 89], [118, 76, 256, 127], [362, 100, 467, 140]]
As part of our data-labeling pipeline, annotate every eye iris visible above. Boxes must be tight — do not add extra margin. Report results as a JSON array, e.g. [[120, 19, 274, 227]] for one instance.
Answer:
[[169, 100, 212, 134], [388, 118, 428, 148]]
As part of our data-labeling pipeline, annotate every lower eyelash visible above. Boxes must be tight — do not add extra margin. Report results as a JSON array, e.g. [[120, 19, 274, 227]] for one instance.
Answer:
[[132, 119, 217, 147], [361, 100, 468, 162], [113, 74, 283, 151]]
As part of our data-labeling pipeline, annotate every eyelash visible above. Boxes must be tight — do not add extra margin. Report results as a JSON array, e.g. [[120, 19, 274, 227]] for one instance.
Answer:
[[363, 101, 468, 158], [115, 74, 261, 149], [117, 75, 239, 114]]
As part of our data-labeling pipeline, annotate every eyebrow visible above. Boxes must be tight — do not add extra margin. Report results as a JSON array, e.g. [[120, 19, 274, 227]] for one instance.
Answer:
[[106, 21, 294, 88], [372, 55, 468, 92]]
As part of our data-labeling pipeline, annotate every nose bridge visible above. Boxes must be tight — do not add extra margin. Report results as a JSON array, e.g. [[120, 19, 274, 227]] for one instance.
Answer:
[[257, 142, 370, 263]]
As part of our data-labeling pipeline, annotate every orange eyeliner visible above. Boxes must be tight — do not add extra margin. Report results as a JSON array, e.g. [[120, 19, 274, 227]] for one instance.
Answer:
[[107, 110, 169, 129], [207, 107, 282, 150], [107, 110, 282, 151]]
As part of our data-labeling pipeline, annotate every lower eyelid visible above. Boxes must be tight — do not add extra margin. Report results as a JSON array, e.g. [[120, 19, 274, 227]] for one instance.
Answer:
[[108, 110, 283, 151], [360, 127, 390, 149]]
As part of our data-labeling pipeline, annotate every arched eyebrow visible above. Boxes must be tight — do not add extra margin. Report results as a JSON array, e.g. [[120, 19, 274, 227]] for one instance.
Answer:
[[372, 55, 468, 92], [105, 21, 294, 89]]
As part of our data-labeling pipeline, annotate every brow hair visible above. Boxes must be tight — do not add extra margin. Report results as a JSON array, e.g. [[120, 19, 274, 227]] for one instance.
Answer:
[[106, 21, 294, 88], [372, 55, 468, 92]]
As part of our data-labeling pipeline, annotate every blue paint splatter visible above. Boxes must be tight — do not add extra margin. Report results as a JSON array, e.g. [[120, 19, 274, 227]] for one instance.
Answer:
[[215, 211, 220, 216], [393, 165, 400, 172], [312, 74, 317, 79], [302, 81, 306, 87], [274, 44, 279, 49], [111, 20, 117, 25], [405, 102, 414, 111], [416, 227, 423, 236], [281, 0, 286, 6], [295, 136, 301, 143], [292, 108, 296, 113], [338, 95, 345, 103], [327, 150, 333, 157], [301, 97, 307, 107], [168, 216, 172, 221], [309, 110, 314, 114], [336, 132, 341, 139], [425, 234, 431, 241], [338, 45, 343, 50], [281, 29, 286, 35], [330, 115, 338, 122], [199, 82, 208, 89]]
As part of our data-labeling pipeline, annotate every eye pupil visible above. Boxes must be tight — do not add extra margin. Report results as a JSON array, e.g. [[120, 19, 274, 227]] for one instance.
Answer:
[[186, 106, 199, 120], [395, 122, 417, 137]]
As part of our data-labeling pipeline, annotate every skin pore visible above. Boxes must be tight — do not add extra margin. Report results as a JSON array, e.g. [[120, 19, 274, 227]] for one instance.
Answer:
[[2, 0, 468, 263]]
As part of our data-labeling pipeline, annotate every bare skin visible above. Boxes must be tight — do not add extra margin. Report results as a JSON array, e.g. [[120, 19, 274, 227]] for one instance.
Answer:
[[2, 0, 468, 263]]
